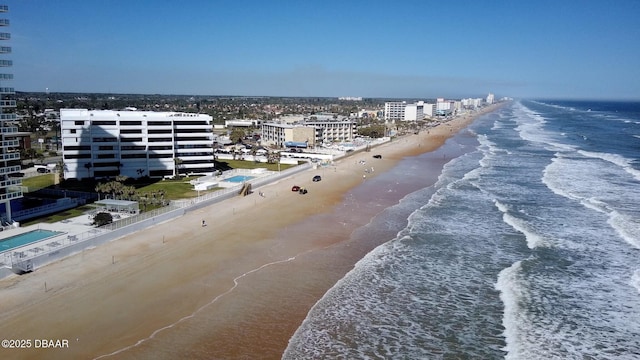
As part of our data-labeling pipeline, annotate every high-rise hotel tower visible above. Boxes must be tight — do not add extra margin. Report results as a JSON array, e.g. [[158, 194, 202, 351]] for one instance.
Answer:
[[0, 5, 22, 224]]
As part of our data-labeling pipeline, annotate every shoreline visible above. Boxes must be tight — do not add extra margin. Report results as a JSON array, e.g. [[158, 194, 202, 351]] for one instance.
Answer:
[[0, 104, 503, 359]]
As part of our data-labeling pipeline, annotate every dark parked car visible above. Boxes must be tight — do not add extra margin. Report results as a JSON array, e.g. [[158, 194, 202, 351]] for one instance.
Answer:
[[291, 185, 300, 192], [37, 167, 50, 173], [312, 175, 321, 182], [373, 154, 382, 159], [299, 188, 308, 195]]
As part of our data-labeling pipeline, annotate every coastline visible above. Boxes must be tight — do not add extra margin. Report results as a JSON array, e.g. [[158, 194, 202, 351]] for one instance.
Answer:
[[0, 104, 503, 359]]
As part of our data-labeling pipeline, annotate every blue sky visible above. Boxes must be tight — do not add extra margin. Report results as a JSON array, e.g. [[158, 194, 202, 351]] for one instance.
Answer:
[[6, 0, 640, 100]]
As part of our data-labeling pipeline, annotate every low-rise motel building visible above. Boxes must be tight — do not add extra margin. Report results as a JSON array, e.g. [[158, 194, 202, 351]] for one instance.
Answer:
[[60, 109, 215, 180], [261, 116, 357, 148]]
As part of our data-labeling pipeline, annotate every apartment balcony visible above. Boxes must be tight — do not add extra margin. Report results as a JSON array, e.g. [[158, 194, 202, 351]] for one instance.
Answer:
[[1, 125, 17, 134], [0, 113, 17, 121], [149, 148, 174, 154], [0, 32, 9, 40], [0, 189, 23, 203], [0, 178, 20, 189], [175, 147, 213, 154], [181, 162, 214, 170], [0, 139, 18, 148], [0, 164, 21, 175], [0, 87, 14, 94], [0, 100, 15, 107], [0, 46, 10, 54], [173, 140, 212, 146], [0, 59, 11, 67], [173, 124, 213, 130], [1, 151, 20, 161], [147, 133, 174, 138]]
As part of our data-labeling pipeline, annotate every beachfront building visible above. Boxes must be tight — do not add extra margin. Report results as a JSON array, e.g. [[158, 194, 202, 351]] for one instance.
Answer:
[[404, 101, 425, 121], [261, 123, 318, 148], [423, 103, 435, 118], [60, 109, 215, 180], [486, 93, 495, 105], [461, 98, 484, 109], [0, 5, 22, 224], [224, 119, 263, 128], [384, 101, 407, 120], [303, 118, 357, 144], [435, 98, 456, 116]]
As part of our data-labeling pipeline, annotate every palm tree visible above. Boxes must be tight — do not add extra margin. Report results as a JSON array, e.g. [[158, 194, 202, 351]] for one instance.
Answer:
[[55, 159, 67, 182], [173, 157, 183, 178]]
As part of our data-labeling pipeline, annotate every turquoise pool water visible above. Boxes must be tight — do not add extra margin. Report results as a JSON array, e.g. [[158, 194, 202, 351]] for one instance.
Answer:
[[0, 229, 64, 252], [225, 175, 255, 183]]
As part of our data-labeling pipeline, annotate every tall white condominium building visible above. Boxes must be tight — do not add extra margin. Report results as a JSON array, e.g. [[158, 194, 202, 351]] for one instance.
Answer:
[[384, 101, 407, 120], [0, 5, 22, 223], [486, 93, 495, 105], [61, 109, 215, 180], [404, 101, 425, 121]]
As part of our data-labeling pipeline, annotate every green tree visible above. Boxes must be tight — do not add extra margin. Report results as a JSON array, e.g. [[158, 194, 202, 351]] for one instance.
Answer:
[[92, 212, 113, 227], [230, 128, 246, 144], [55, 159, 67, 182]]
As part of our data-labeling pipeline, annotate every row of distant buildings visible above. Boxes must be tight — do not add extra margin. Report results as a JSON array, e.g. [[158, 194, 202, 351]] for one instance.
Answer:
[[383, 94, 495, 121], [58, 93, 497, 181]]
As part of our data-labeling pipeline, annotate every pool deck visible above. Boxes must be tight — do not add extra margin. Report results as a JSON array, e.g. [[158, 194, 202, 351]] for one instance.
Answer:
[[0, 213, 121, 267]]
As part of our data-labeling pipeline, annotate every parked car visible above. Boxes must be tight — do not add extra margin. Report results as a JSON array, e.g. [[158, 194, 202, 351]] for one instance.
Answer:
[[291, 185, 300, 192], [312, 175, 322, 182], [373, 154, 382, 159], [37, 167, 51, 173], [298, 187, 308, 194]]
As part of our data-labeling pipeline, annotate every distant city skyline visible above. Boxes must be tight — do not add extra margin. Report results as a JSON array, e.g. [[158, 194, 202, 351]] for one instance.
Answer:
[[7, 0, 640, 100]]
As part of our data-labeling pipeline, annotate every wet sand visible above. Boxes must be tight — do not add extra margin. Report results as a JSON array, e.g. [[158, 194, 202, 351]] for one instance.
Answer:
[[0, 105, 502, 359]]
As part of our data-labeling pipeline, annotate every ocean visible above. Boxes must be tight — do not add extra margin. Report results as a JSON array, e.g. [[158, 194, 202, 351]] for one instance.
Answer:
[[283, 100, 640, 359]]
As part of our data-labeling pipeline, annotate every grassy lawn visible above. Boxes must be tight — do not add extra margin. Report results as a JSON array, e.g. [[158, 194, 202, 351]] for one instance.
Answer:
[[20, 205, 98, 226], [135, 177, 219, 200], [21, 174, 56, 192], [215, 159, 297, 172]]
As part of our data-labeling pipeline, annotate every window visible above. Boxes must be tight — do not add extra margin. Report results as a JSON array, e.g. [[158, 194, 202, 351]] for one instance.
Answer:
[[95, 154, 115, 159], [121, 153, 147, 159], [92, 137, 118, 142], [149, 153, 173, 158], [64, 154, 91, 159], [120, 137, 143, 142], [64, 145, 91, 151]]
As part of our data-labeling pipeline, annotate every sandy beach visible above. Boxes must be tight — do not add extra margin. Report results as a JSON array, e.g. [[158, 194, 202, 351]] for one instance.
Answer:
[[0, 105, 502, 359]]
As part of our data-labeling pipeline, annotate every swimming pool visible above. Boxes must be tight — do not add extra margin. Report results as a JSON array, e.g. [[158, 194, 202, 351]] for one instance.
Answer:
[[0, 229, 64, 252], [224, 175, 255, 183]]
